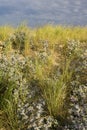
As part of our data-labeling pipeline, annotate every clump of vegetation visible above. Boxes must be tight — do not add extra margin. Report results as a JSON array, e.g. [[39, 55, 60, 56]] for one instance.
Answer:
[[0, 24, 87, 130], [0, 53, 30, 130]]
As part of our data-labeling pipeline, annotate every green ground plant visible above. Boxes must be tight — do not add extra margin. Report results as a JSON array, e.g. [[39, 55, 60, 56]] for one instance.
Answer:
[[0, 24, 87, 129]]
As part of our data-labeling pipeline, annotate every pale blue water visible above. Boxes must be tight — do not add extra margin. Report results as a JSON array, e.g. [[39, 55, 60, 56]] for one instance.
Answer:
[[0, 0, 87, 27]]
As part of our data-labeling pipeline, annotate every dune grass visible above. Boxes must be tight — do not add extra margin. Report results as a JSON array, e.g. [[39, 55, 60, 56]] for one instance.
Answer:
[[0, 24, 87, 129]]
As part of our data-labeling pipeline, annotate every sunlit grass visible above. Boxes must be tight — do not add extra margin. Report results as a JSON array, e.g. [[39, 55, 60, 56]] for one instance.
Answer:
[[0, 25, 14, 41], [0, 24, 87, 129]]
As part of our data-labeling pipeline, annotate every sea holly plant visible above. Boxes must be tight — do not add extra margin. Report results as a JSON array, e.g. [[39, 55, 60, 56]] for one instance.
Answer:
[[0, 52, 30, 130]]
